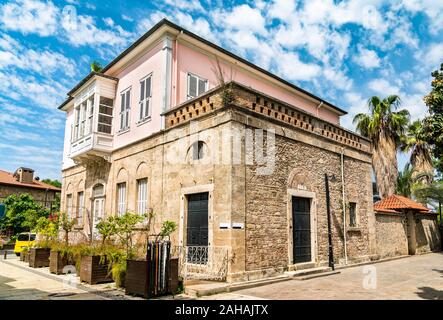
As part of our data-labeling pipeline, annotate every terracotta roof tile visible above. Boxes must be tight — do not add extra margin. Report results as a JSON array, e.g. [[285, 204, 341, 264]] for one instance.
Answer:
[[0, 170, 61, 192], [374, 194, 429, 213]]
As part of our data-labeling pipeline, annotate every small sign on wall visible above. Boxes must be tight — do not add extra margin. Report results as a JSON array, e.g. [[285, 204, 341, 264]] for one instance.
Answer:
[[232, 222, 244, 229], [297, 184, 307, 191], [219, 223, 230, 229]]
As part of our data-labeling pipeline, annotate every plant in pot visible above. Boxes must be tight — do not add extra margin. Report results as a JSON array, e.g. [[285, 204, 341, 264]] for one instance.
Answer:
[[29, 215, 59, 268], [79, 215, 120, 285], [106, 212, 144, 288], [125, 219, 179, 298], [49, 212, 77, 274]]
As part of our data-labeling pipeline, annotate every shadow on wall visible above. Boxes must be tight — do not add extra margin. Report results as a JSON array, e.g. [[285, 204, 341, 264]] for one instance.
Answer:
[[415, 217, 442, 252]]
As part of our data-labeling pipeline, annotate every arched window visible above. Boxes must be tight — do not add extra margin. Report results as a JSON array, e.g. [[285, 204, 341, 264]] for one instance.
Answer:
[[92, 183, 105, 198], [192, 141, 205, 160]]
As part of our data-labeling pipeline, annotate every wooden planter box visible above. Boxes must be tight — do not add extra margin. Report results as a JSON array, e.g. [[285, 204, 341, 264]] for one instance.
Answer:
[[20, 251, 30, 262], [125, 257, 179, 298], [49, 251, 74, 275], [80, 255, 112, 285], [29, 248, 50, 268]]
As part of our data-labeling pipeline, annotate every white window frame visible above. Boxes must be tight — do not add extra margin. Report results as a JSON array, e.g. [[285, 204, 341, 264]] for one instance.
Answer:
[[187, 73, 208, 100], [139, 74, 152, 122], [119, 88, 131, 132], [117, 182, 127, 216], [136, 178, 148, 215]]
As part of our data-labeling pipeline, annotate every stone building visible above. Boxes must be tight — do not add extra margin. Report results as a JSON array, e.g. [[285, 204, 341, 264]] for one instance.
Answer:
[[0, 167, 60, 209], [58, 19, 376, 282], [374, 195, 441, 259]]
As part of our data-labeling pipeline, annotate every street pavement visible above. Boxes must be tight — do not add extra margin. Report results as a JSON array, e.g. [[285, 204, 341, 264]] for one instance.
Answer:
[[203, 252, 443, 300], [0, 251, 442, 300]]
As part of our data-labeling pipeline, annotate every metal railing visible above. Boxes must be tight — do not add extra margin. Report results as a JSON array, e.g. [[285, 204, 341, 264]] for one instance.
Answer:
[[174, 245, 229, 281]]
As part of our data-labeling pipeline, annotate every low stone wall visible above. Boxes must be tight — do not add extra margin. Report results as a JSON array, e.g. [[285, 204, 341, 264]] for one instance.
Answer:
[[415, 213, 441, 254], [375, 213, 408, 259]]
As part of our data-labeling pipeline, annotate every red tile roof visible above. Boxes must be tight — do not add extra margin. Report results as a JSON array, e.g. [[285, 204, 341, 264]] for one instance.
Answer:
[[0, 170, 61, 192], [374, 194, 429, 213]]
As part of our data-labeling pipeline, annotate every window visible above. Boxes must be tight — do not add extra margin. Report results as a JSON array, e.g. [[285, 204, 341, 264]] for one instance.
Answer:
[[79, 101, 86, 137], [86, 96, 94, 135], [187, 73, 208, 99], [119, 89, 131, 131], [349, 202, 357, 227], [139, 75, 152, 121], [98, 96, 113, 134], [66, 194, 73, 219], [137, 178, 148, 215], [117, 182, 127, 216], [77, 191, 84, 221], [192, 141, 205, 160]]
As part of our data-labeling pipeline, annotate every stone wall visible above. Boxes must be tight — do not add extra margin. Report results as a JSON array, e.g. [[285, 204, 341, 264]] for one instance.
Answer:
[[244, 133, 375, 272], [0, 185, 58, 207], [415, 213, 441, 254], [375, 213, 408, 259]]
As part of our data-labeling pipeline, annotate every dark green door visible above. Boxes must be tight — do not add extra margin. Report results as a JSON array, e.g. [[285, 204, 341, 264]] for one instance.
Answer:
[[292, 197, 311, 263], [187, 192, 209, 246]]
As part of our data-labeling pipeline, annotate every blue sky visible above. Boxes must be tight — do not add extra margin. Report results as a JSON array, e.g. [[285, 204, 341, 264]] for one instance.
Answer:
[[0, 0, 442, 180]]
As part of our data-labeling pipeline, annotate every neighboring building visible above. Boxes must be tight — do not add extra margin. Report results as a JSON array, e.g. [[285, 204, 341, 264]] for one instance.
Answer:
[[0, 167, 61, 209], [374, 195, 441, 258], [59, 19, 375, 282]]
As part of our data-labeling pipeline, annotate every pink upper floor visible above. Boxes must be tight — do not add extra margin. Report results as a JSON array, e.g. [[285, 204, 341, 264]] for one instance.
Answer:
[[63, 36, 342, 168]]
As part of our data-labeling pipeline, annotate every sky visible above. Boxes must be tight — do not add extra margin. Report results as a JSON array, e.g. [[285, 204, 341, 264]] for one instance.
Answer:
[[0, 0, 442, 180]]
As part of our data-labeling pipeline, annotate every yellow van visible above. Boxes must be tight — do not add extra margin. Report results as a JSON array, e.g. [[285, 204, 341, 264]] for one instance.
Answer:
[[13, 233, 36, 256]]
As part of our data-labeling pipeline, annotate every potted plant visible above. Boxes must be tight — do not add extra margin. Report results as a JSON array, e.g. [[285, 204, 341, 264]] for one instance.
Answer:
[[28, 216, 58, 268], [79, 216, 118, 285], [125, 220, 179, 298], [106, 212, 144, 288], [49, 212, 76, 274]]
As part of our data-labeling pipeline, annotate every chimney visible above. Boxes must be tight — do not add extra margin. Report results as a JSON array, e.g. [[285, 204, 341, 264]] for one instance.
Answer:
[[14, 167, 35, 184]]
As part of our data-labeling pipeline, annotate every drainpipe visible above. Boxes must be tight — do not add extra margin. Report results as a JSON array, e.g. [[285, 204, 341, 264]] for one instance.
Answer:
[[324, 173, 335, 270], [341, 147, 348, 265]]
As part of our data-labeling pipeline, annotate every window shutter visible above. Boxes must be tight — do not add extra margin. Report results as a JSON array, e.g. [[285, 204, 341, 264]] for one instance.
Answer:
[[198, 79, 206, 96], [140, 80, 145, 102], [189, 74, 197, 98], [120, 93, 125, 112], [125, 91, 130, 110], [146, 76, 152, 97]]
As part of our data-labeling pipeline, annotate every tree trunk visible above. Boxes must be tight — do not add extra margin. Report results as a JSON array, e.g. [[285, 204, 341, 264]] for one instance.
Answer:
[[372, 134, 398, 199], [411, 146, 434, 184]]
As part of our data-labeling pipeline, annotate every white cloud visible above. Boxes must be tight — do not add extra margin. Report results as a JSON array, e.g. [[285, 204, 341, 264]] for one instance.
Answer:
[[214, 4, 266, 34], [275, 51, 321, 81], [399, 0, 443, 34], [368, 79, 401, 95], [341, 91, 368, 130], [268, 0, 296, 20], [354, 46, 381, 69], [163, 0, 204, 12], [0, 0, 58, 36], [415, 43, 443, 70]]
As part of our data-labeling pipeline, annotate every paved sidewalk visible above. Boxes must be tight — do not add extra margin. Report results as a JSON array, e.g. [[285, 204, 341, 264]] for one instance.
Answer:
[[0, 255, 109, 300], [203, 253, 443, 300]]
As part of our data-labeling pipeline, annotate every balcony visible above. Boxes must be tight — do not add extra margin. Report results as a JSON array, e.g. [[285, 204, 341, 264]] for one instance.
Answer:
[[70, 91, 115, 163]]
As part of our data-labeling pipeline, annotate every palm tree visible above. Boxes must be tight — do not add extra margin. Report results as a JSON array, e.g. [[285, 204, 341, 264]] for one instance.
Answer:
[[400, 120, 434, 184], [353, 95, 410, 198], [396, 162, 414, 197]]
